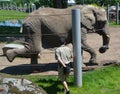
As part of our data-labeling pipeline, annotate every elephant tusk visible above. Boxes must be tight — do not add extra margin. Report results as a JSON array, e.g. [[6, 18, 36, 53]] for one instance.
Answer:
[[20, 27, 23, 33], [107, 34, 110, 38]]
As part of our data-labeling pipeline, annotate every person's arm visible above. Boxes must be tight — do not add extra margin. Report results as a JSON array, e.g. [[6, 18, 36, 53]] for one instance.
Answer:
[[55, 48, 66, 67], [57, 57, 66, 67]]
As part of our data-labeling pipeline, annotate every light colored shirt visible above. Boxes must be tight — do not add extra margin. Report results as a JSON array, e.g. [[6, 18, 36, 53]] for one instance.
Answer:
[[55, 45, 72, 64]]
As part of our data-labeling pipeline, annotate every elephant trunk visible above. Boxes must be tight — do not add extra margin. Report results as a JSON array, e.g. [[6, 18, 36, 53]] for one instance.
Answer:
[[99, 27, 110, 53], [102, 33, 110, 47]]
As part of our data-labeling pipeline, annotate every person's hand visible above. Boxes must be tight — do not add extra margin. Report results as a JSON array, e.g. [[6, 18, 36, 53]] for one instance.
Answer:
[[63, 66, 70, 75]]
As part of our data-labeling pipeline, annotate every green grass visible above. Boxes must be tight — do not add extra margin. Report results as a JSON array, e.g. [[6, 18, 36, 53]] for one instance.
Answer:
[[0, 10, 28, 41], [1, 65, 119, 94], [109, 21, 120, 26], [0, 10, 28, 20]]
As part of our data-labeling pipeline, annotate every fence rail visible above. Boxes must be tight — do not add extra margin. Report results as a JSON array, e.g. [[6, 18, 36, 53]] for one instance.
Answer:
[[0, 2, 37, 13], [0, 2, 120, 23], [107, 3, 120, 24]]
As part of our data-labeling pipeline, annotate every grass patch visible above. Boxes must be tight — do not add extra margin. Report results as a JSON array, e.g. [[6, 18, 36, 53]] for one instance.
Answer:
[[109, 21, 120, 27], [24, 66, 120, 94], [1, 65, 120, 94], [81, 65, 120, 94], [0, 10, 28, 20]]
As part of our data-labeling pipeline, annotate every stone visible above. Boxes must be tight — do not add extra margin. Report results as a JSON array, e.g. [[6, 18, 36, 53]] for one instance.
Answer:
[[0, 77, 47, 94]]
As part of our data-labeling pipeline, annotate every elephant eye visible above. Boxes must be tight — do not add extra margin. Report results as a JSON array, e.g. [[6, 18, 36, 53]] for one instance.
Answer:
[[29, 29, 34, 34]]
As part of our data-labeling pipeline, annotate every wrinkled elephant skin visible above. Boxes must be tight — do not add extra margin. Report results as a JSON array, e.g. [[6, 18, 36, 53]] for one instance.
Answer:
[[5, 5, 110, 64]]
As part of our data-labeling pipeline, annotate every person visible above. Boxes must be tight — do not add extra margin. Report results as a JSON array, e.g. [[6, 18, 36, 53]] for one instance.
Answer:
[[55, 39, 73, 94]]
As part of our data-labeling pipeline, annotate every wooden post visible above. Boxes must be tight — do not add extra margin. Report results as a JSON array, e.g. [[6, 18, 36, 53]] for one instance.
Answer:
[[31, 54, 38, 64], [30, 54, 39, 72]]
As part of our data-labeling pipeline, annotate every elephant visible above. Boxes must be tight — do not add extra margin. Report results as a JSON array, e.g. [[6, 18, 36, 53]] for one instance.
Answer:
[[5, 5, 110, 64]]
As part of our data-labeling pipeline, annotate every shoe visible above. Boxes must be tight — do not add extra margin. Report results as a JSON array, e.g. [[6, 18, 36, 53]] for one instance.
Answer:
[[66, 91, 70, 94], [62, 88, 65, 92]]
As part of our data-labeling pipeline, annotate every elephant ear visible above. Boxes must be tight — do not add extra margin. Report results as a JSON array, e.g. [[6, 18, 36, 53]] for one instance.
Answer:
[[81, 6, 96, 30], [92, 6, 107, 22]]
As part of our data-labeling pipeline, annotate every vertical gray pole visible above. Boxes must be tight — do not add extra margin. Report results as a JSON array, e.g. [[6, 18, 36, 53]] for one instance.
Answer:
[[72, 9, 82, 87], [28, 3, 31, 13], [107, 4, 110, 22], [116, 3, 119, 24], [82, 0, 84, 5], [24, 3, 27, 12]]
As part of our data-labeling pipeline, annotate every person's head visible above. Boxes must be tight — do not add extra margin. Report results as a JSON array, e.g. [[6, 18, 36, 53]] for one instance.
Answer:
[[59, 38, 66, 45]]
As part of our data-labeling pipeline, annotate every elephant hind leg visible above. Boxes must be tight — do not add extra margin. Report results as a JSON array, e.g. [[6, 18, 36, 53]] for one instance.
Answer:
[[81, 27, 97, 64], [82, 42, 97, 64]]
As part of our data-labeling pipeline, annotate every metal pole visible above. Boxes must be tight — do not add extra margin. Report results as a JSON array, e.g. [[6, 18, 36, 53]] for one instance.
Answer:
[[72, 9, 82, 87], [82, 0, 84, 5], [116, 2, 119, 24], [107, 4, 110, 22]]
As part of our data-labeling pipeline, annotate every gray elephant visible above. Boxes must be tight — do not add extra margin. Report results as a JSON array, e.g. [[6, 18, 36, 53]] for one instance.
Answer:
[[5, 5, 110, 64]]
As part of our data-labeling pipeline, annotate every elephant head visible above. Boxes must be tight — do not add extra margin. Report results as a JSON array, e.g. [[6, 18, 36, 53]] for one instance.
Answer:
[[80, 5, 110, 53]]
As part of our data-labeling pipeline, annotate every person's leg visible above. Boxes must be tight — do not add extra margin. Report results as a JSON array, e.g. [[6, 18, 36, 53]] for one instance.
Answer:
[[62, 75, 70, 94], [58, 67, 70, 94], [62, 81, 70, 94], [62, 81, 69, 91]]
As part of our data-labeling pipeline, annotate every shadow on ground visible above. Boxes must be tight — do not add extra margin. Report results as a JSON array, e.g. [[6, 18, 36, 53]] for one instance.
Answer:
[[0, 62, 58, 75], [37, 78, 61, 94]]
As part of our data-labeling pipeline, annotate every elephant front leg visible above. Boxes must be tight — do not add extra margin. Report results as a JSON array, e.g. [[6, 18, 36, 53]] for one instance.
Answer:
[[82, 42, 97, 64], [99, 32, 110, 53]]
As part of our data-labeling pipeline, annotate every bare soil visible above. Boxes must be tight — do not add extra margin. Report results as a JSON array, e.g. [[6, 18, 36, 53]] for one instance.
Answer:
[[0, 26, 120, 75]]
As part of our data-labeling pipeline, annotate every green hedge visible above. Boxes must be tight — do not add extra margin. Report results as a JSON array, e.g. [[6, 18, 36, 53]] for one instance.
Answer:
[[0, 26, 20, 34], [76, 0, 120, 6]]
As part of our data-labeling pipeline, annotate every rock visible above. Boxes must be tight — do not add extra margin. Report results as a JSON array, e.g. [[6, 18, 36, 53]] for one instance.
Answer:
[[0, 84, 9, 94], [0, 77, 47, 94]]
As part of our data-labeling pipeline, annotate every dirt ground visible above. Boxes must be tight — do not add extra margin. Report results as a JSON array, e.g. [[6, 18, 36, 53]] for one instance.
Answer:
[[0, 26, 120, 75]]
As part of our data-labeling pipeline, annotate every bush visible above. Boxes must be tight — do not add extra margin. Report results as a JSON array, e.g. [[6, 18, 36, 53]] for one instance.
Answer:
[[0, 26, 20, 34]]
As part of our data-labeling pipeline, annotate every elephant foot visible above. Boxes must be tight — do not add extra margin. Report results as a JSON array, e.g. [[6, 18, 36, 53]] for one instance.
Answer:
[[6, 50, 16, 62], [89, 59, 98, 65]]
